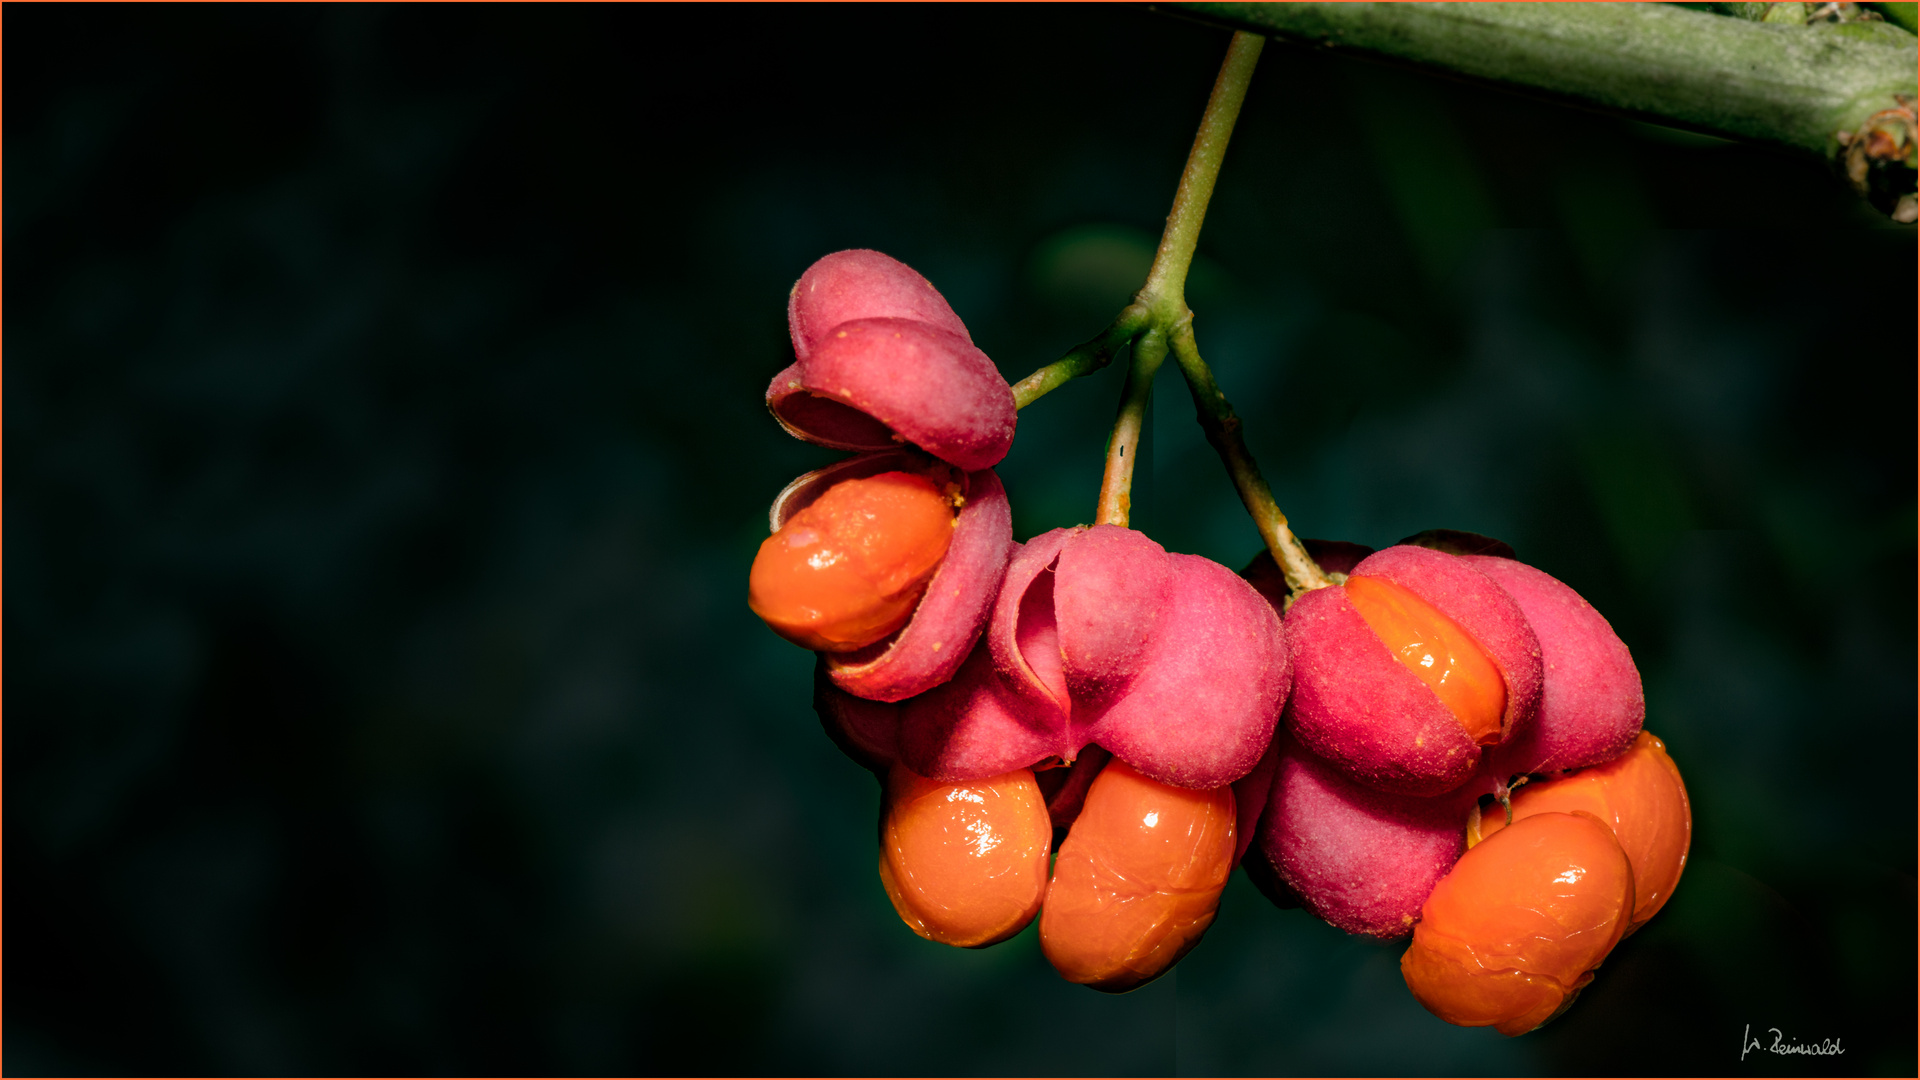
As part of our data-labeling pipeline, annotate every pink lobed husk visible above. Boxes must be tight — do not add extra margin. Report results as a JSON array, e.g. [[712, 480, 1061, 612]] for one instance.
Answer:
[[895, 635, 1060, 781], [767, 318, 1015, 472], [788, 249, 973, 360], [899, 525, 1286, 791], [1230, 738, 1280, 865], [772, 248, 1012, 474], [1094, 553, 1288, 790], [1283, 584, 1486, 797], [1348, 544, 1543, 741], [1467, 556, 1644, 778], [770, 450, 1014, 703], [1256, 735, 1475, 940], [813, 660, 901, 775], [1283, 544, 1543, 797]]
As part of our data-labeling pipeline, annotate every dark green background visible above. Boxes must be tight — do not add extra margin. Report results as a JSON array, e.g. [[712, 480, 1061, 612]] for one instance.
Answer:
[[8, 5, 1914, 1075]]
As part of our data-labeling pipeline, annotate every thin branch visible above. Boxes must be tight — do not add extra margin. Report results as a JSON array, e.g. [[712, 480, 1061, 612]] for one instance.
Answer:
[[1167, 318, 1333, 594], [1010, 303, 1151, 410], [1141, 30, 1266, 315], [1087, 30, 1271, 533], [1094, 328, 1167, 527], [1128, 30, 1334, 591]]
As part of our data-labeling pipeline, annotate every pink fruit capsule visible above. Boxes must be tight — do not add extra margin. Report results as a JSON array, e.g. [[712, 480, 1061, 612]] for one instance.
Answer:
[[1251, 735, 1474, 939], [788, 248, 974, 360], [1283, 544, 1543, 797], [897, 524, 1286, 792], [1467, 555, 1645, 778], [768, 251, 1015, 471], [768, 450, 1013, 704]]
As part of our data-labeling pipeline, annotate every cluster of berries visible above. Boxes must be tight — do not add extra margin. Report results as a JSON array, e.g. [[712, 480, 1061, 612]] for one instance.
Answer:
[[749, 251, 1689, 1029], [1240, 537, 1689, 1032]]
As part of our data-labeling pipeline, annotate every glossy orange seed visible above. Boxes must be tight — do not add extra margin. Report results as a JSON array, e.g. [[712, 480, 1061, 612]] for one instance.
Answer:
[[1402, 810, 1633, 1036], [1039, 758, 1236, 993], [878, 764, 1051, 949], [1345, 574, 1508, 745], [1476, 729, 1690, 928], [748, 471, 955, 652]]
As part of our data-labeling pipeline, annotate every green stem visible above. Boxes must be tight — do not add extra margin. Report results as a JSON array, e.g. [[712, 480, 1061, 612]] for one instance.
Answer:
[[1140, 30, 1265, 318], [1094, 328, 1168, 527], [1085, 30, 1270, 532], [1055, 29, 1332, 580], [1012, 30, 1265, 413], [1167, 319, 1333, 594], [1131, 30, 1335, 592], [1011, 303, 1151, 410]]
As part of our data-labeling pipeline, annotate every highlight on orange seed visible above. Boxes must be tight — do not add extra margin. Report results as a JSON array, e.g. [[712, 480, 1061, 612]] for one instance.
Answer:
[[1478, 729, 1690, 928], [1344, 574, 1507, 745], [1039, 759, 1236, 993], [1402, 810, 1633, 1037], [748, 470, 957, 652], [878, 764, 1051, 949]]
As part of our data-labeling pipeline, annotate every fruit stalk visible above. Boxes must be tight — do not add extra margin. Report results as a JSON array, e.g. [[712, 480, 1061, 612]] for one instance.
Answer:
[[1167, 319, 1332, 596], [1140, 29, 1265, 316], [1028, 28, 1334, 592], [1094, 328, 1167, 528], [1142, 29, 1335, 594], [1008, 30, 1266, 411], [1010, 303, 1151, 410]]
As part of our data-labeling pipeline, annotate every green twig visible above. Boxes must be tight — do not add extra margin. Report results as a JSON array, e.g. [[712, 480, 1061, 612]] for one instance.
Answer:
[[1010, 303, 1151, 410], [1094, 328, 1167, 527], [1049, 30, 1335, 589], [1014, 29, 1266, 416], [1128, 30, 1335, 592], [1086, 30, 1271, 532], [1167, 320, 1332, 594], [1140, 30, 1265, 319]]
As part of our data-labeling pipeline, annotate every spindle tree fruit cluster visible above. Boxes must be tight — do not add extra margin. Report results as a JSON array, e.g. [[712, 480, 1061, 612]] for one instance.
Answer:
[[746, 31, 1689, 1034]]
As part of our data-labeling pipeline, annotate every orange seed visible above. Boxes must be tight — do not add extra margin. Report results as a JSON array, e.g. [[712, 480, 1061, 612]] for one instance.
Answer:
[[748, 471, 955, 652], [878, 764, 1051, 948], [1345, 574, 1507, 745], [1478, 730, 1690, 928], [1402, 810, 1633, 1036], [1039, 759, 1236, 992]]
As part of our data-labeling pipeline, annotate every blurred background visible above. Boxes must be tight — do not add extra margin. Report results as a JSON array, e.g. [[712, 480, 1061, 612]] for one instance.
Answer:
[[8, 5, 1914, 1075]]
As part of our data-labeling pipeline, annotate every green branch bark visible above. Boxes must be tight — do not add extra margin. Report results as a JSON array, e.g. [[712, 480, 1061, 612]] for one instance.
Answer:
[[1166, 1, 1917, 217]]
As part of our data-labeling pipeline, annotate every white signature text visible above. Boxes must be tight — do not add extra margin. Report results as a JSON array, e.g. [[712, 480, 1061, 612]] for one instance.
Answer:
[[1743, 1024, 1844, 1061]]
